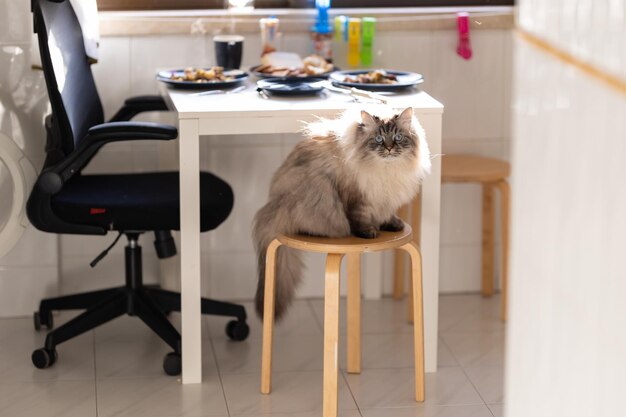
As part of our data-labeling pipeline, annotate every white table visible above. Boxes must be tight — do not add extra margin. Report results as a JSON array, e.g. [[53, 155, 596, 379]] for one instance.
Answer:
[[162, 82, 443, 384]]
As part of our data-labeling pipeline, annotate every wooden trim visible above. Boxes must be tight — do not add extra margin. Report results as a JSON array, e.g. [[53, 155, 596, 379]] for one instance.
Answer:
[[517, 29, 626, 96], [266, 0, 514, 7], [331, 0, 513, 6], [98, 8, 513, 36], [98, 0, 513, 10], [97, 0, 225, 11]]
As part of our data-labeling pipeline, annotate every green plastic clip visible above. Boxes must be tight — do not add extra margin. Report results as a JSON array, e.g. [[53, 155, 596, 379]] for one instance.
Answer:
[[361, 17, 376, 67]]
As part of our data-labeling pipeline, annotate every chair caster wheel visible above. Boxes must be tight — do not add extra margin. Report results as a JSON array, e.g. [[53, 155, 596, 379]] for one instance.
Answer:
[[163, 352, 181, 376], [226, 320, 249, 341], [33, 311, 53, 331], [32, 348, 57, 369]]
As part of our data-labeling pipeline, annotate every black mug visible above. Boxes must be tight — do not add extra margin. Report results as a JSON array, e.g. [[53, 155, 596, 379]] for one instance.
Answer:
[[214, 35, 244, 69]]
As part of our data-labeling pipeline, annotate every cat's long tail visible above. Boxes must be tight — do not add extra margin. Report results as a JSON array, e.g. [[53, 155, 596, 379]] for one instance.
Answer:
[[253, 201, 304, 321]]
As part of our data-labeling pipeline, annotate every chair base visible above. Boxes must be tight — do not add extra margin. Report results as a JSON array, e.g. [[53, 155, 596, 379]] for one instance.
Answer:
[[32, 234, 248, 375]]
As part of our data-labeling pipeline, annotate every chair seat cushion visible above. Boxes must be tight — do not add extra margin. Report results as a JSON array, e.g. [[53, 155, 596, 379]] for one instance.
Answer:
[[51, 172, 233, 232]]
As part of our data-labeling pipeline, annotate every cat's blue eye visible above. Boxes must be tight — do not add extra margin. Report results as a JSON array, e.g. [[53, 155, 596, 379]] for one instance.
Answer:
[[374, 135, 384, 144], [393, 133, 403, 143]]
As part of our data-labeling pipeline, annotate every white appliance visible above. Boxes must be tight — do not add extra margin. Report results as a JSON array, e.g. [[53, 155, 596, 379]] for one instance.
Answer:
[[0, 0, 58, 317]]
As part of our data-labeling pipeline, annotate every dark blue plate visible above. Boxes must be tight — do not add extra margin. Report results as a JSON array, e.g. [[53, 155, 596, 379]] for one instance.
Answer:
[[256, 78, 326, 96], [156, 68, 248, 89], [329, 70, 423, 91]]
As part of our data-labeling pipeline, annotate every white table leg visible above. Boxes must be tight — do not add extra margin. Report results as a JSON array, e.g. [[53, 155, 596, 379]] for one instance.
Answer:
[[179, 118, 202, 384], [419, 113, 442, 374]]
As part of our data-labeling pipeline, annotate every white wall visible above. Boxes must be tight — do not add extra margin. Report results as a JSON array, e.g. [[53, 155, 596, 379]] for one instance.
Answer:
[[64, 22, 513, 300], [506, 2, 626, 417]]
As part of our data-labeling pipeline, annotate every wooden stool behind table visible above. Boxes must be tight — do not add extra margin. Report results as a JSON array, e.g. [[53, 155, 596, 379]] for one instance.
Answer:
[[393, 154, 510, 321]]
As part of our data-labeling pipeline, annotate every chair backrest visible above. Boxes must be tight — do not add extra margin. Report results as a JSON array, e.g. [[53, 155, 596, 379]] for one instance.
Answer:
[[33, 0, 104, 156]]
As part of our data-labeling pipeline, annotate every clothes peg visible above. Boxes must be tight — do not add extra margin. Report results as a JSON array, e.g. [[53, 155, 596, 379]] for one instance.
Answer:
[[456, 12, 472, 60]]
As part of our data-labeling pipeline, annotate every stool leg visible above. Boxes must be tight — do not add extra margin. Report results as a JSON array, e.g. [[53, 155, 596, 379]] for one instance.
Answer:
[[346, 253, 361, 374], [323, 253, 344, 417], [400, 241, 425, 402], [482, 184, 495, 296], [407, 191, 421, 323], [407, 274, 414, 324], [261, 239, 282, 395], [393, 204, 410, 299], [496, 180, 510, 321], [411, 191, 422, 246]]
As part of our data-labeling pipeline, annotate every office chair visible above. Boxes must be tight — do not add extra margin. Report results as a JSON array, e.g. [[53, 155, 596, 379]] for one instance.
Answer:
[[28, 0, 249, 376]]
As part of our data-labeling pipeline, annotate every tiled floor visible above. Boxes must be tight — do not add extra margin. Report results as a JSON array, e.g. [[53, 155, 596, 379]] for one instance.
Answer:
[[0, 294, 505, 417]]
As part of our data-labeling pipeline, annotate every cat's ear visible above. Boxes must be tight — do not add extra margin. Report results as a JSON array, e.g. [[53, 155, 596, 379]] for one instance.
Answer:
[[360, 110, 377, 128], [396, 107, 414, 130]]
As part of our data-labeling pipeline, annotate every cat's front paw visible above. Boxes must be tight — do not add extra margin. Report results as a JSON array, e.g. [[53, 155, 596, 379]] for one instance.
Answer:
[[380, 216, 405, 232], [353, 227, 378, 239]]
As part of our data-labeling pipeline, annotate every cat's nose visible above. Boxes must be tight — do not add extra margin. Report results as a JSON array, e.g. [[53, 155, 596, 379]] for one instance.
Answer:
[[384, 143, 394, 151]]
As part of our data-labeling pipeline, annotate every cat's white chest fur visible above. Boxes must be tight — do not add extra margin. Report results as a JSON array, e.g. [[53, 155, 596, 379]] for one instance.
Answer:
[[354, 159, 421, 220]]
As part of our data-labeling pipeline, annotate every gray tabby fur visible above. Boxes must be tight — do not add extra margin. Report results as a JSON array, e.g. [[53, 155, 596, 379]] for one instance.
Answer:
[[253, 106, 431, 320]]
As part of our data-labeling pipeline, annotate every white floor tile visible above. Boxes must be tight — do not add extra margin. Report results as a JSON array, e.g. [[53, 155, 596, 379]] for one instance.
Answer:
[[207, 300, 322, 341], [439, 295, 505, 335], [440, 332, 505, 369], [361, 404, 494, 417], [222, 370, 358, 415], [96, 376, 228, 417], [94, 312, 217, 379], [0, 380, 97, 417], [0, 313, 95, 382], [0, 293, 507, 416], [309, 297, 415, 335], [213, 333, 323, 374], [344, 367, 483, 409], [464, 364, 505, 405], [343, 332, 421, 370], [487, 403, 504, 417], [437, 337, 459, 368], [233, 411, 361, 417]]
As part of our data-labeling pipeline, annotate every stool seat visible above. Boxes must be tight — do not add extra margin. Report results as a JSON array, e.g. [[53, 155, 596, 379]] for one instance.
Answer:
[[442, 154, 510, 183], [278, 224, 413, 254]]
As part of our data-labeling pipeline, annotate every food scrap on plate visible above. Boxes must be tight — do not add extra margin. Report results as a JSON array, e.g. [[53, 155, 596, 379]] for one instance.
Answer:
[[169, 67, 235, 83], [255, 52, 333, 77], [343, 69, 398, 84]]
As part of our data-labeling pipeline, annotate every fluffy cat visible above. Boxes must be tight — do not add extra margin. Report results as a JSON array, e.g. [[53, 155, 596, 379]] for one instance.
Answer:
[[253, 106, 431, 320]]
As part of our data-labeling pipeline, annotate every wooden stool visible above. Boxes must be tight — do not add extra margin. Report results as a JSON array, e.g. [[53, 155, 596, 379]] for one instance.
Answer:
[[443, 154, 510, 320], [261, 224, 425, 417], [394, 155, 510, 321]]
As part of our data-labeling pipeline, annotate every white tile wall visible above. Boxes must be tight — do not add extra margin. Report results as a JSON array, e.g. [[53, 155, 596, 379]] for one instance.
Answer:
[[518, 0, 626, 81], [506, 25, 626, 417], [91, 37, 131, 120], [73, 25, 514, 299], [0, 0, 32, 45]]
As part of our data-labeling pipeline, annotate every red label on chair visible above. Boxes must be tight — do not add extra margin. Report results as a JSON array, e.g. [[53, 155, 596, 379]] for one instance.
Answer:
[[90, 208, 106, 215]]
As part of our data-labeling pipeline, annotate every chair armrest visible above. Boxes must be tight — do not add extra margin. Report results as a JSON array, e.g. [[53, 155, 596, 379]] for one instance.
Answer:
[[38, 121, 177, 194], [109, 95, 169, 122]]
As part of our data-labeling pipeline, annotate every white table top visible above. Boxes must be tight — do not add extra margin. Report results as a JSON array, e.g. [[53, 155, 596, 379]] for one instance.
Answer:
[[162, 80, 444, 120]]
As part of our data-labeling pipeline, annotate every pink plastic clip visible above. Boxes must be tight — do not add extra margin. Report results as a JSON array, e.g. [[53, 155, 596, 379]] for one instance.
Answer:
[[456, 12, 472, 60]]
